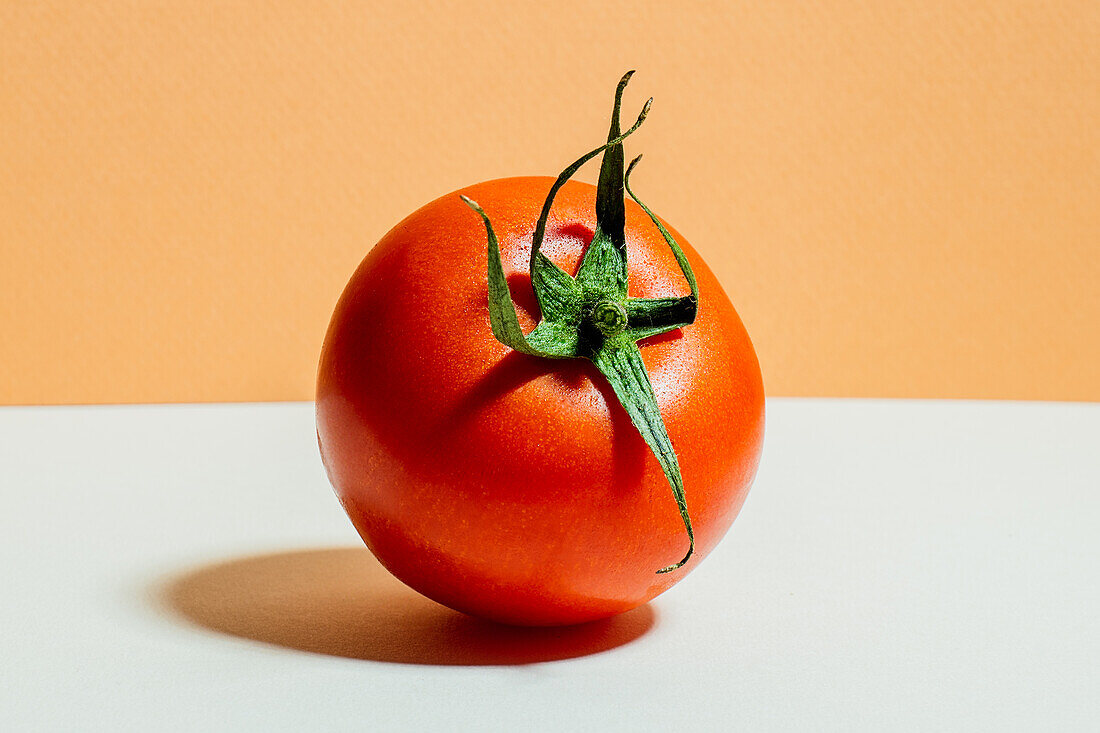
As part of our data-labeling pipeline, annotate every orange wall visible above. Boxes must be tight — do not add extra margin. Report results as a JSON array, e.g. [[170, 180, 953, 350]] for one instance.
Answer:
[[2, 1, 1097, 405]]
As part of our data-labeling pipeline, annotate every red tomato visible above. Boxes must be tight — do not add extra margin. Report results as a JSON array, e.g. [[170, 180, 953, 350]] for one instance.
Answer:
[[316, 176, 764, 626]]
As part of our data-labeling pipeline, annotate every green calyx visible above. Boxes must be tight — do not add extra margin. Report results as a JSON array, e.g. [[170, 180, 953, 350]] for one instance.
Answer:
[[461, 71, 700, 574]]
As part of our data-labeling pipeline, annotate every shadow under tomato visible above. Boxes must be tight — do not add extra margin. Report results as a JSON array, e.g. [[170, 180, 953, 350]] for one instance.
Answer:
[[157, 547, 656, 666]]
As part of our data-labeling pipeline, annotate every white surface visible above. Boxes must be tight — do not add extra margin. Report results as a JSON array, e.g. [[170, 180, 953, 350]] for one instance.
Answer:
[[1, 399, 1097, 731]]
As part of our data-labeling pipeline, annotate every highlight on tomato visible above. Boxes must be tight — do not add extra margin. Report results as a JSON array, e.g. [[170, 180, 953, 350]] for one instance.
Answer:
[[317, 72, 764, 626]]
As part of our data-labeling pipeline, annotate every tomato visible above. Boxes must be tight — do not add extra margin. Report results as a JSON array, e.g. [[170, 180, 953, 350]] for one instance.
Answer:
[[316, 74, 763, 626]]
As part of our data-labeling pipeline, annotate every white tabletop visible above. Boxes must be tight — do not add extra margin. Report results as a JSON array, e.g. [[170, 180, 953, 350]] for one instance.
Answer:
[[1, 399, 1097, 731]]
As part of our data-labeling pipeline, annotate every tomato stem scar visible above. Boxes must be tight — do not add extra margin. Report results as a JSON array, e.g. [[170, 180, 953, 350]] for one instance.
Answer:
[[590, 300, 628, 337]]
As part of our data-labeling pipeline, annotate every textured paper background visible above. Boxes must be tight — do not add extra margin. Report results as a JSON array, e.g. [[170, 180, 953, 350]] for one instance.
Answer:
[[2, 1, 1097, 405]]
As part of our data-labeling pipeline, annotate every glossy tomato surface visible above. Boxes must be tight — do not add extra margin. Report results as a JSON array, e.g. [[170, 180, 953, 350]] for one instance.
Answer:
[[317, 177, 764, 626]]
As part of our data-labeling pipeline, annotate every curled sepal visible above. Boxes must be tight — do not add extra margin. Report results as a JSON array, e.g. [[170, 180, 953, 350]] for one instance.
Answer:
[[624, 296, 697, 342], [592, 341, 694, 573], [461, 195, 578, 358], [576, 71, 639, 301], [530, 95, 652, 309], [622, 155, 700, 341], [594, 70, 633, 253]]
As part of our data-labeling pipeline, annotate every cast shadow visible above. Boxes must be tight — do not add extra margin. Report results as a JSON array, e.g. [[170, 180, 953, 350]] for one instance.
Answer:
[[156, 547, 656, 666]]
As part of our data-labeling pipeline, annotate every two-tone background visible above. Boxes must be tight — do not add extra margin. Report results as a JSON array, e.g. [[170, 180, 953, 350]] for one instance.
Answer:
[[3, 1, 1097, 405]]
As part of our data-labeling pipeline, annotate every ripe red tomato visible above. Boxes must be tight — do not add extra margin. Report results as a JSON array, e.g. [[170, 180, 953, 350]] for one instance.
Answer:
[[317, 76, 763, 626]]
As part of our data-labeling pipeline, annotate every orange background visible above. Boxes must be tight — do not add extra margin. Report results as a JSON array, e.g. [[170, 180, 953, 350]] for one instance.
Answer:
[[2, 1, 1097, 405]]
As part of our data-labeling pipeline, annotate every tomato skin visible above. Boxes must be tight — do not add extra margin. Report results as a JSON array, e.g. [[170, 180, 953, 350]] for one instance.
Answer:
[[316, 176, 764, 626]]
